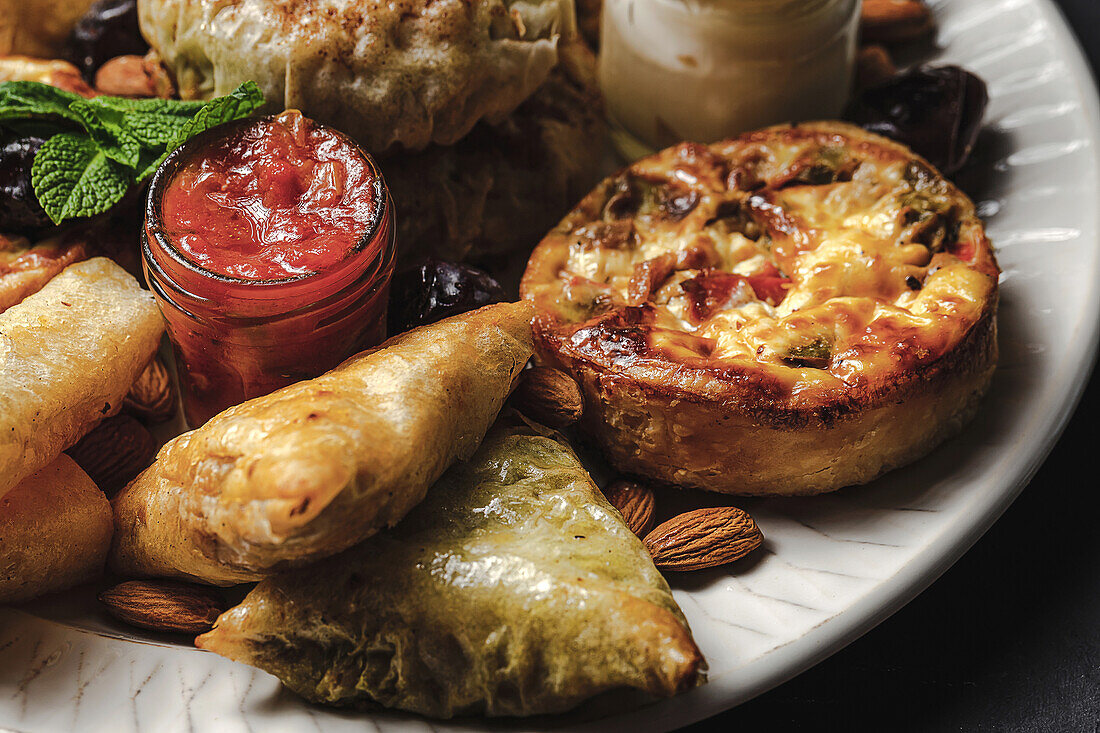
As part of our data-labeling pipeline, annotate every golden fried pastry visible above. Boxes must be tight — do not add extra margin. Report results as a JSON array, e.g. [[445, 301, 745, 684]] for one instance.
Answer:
[[0, 55, 95, 96], [139, 0, 576, 152], [111, 302, 534, 585], [386, 38, 607, 267], [0, 455, 112, 604], [0, 0, 96, 58], [0, 232, 89, 313], [522, 122, 998, 495], [0, 258, 164, 498], [197, 413, 704, 716]]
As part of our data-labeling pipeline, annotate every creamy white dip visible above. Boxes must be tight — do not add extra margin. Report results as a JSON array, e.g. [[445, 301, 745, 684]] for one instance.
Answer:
[[600, 0, 860, 155]]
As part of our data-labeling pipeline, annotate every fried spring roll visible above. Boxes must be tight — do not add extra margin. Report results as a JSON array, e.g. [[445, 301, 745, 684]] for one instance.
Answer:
[[0, 455, 112, 604], [0, 258, 164, 498], [111, 301, 534, 585]]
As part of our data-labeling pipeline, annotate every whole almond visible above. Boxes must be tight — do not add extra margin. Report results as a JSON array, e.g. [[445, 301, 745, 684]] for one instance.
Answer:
[[644, 506, 763, 571], [861, 0, 935, 44], [66, 414, 156, 495], [94, 55, 158, 98], [511, 366, 584, 428], [124, 357, 177, 423], [99, 580, 226, 634], [604, 480, 656, 537]]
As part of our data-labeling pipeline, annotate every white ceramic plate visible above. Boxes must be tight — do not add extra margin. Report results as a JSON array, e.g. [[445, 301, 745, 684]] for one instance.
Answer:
[[2, 0, 1098, 730]]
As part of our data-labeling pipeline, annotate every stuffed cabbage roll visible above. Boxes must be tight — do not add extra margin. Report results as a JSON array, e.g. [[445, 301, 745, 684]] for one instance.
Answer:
[[111, 302, 534, 585], [197, 413, 705, 717]]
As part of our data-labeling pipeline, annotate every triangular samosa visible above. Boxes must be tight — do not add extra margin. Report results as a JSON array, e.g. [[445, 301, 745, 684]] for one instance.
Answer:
[[111, 302, 534, 585], [197, 413, 705, 717]]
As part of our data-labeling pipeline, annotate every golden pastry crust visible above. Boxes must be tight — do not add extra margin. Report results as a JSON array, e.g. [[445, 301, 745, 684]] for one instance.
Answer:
[[197, 413, 702, 717], [0, 0, 97, 58], [0, 258, 164, 498], [0, 55, 95, 96], [385, 38, 607, 266], [521, 122, 999, 495], [0, 232, 88, 314], [110, 302, 534, 585], [139, 0, 576, 152], [0, 455, 112, 604]]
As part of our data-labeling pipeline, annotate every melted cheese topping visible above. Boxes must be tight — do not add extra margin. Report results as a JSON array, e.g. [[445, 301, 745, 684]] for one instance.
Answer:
[[522, 124, 998, 404]]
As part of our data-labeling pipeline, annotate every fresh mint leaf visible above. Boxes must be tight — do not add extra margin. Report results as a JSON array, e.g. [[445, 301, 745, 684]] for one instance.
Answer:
[[31, 133, 131, 224], [0, 82, 84, 126], [1, 80, 267, 226], [86, 95, 207, 116], [68, 98, 142, 168], [128, 113, 192, 148], [85, 97, 197, 148], [135, 148, 171, 182], [170, 81, 266, 148]]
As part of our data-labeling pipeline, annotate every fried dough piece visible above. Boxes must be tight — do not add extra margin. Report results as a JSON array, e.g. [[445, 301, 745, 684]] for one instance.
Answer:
[[197, 413, 704, 717], [0, 232, 89, 314], [385, 38, 607, 266], [0, 258, 164, 498], [0, 455, 112, 604], [111, 301, 534, 585], [139, 0, 576, 153], [0, 55, 95, 96], [0, 0, 97, 58]]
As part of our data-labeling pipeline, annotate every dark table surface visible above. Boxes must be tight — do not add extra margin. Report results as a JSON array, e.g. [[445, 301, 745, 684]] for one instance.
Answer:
[[689, 1, 1100, 731]]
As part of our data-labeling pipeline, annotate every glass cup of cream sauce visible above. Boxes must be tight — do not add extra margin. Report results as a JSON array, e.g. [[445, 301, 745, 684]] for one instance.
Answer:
[[600, 0, 860, 157]]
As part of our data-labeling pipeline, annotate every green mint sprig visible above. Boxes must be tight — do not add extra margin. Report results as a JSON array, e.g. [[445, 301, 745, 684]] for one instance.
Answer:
[[0, 81, 265, 225]]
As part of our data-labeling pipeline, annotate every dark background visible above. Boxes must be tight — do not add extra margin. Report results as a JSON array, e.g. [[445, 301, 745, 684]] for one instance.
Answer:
[[689, 2, 1100, 731]]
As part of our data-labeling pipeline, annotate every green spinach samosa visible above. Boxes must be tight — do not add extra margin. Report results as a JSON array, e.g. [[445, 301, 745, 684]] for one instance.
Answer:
[[111, 302, 534, 585], [197, 413, 705, 717]]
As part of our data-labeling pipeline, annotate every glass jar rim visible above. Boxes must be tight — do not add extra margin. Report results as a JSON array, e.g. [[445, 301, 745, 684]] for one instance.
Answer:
[[144, 112, 390, 294], [643, 0, 854, 23], [145, 200, 395, 324]]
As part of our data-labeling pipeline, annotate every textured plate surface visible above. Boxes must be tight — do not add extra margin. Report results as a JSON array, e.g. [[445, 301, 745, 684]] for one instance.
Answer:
[[2, 0, 1098, 730]]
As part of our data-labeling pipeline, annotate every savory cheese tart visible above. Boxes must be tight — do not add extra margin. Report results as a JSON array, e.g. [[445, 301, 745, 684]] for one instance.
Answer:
[[521, 122, 998, 495]]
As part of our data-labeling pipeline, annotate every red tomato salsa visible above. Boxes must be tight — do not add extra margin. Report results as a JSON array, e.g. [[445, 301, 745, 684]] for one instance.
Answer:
[[144, 110, 395, 426], [161, 110, 379, 281]]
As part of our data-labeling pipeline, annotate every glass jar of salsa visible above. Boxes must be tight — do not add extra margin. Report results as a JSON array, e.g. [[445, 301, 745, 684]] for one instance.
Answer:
[[143, 110, 395, 427]]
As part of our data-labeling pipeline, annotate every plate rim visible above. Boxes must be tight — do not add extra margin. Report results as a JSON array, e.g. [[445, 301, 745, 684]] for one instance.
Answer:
[[571, 0, 1100, 728], [2, 1, 1099, 731]]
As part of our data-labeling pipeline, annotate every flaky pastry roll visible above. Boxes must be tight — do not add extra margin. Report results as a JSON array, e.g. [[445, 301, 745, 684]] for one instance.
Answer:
[[0, 455, 112, 604], [0, 258, 164, 498], [111, 302, 534, 585], [197, 413, 704, 716]]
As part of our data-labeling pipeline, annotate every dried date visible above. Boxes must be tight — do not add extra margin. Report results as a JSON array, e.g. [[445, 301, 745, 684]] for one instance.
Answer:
[[846, 65, 988, 176], [66, 0, 149, 84], [388, 259, 507, 334], [0, 135, 51, 235]]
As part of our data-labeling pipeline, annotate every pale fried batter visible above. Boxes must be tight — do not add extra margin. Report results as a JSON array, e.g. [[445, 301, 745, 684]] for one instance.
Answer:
[[139, 0, 577, 152], [110, 302, 534, 585], [0, 258, 164, 498]]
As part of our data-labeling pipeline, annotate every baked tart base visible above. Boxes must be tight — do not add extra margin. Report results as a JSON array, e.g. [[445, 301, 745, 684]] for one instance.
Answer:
[[522, 122, 999, 495]]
